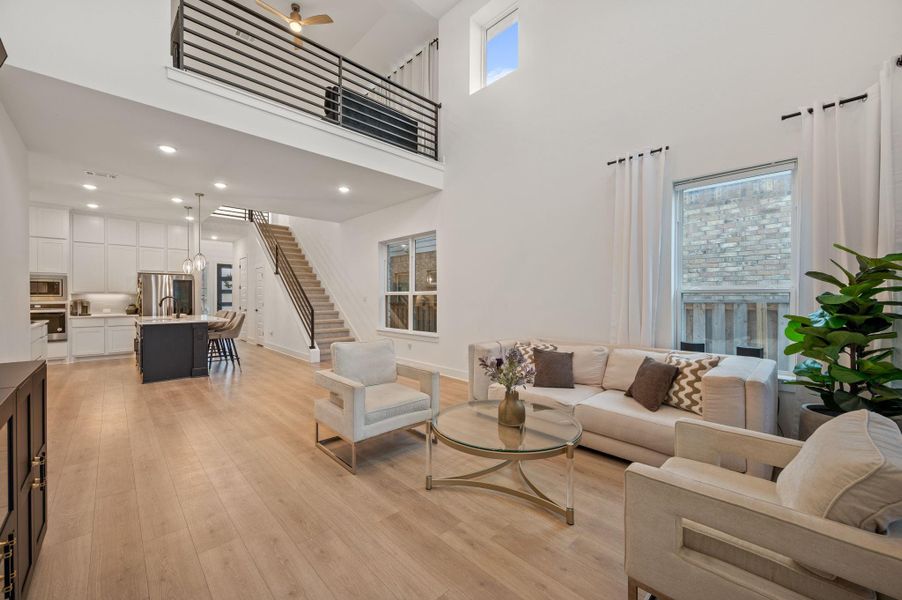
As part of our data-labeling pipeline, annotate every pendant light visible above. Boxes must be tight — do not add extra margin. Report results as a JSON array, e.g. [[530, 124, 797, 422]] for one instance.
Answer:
[[182, 206, 194, 274], [192, 192, 208, 272]]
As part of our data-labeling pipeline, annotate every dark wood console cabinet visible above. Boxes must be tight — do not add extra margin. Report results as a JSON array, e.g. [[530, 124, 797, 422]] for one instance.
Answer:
[[0, 361, 48, 599]]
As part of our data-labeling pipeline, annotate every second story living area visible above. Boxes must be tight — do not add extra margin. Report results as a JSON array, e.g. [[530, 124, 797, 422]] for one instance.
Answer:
[[0, 0, 447, 193]]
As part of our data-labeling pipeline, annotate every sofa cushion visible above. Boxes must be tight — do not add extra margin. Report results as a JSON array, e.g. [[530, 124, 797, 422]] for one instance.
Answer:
[[575, 390, 702, 456], [776, 410, 902, 533], [664, 353, 722, 415], [333, 339, 397, 386], [626, 357, 679, 412], [602, 348, 669, 391], [364, 383, 430, 425], [537, 341, 609, 387], [488, 382, 600, 410], [533, 348, 574, 388]]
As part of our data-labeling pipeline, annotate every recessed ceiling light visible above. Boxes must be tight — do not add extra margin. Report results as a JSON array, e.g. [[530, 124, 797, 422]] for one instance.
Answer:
[[86, 203, 99, 209], [213, 182, 227, 190], [210, 235, 219, 240], [82, 183, 97, 191], [158, 145, 177, 154], [171, 197, 183, 203], [185, 215, 195, 221], [338, 185, 351, 194]]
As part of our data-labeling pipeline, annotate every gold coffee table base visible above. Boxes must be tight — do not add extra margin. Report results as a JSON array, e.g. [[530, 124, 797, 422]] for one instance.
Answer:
[[425, 421, 576, 525]]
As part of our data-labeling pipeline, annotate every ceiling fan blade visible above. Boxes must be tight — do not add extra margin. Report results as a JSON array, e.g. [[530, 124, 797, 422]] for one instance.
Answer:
[[299, 14, 333, 26], [255, 0, 291, 23]]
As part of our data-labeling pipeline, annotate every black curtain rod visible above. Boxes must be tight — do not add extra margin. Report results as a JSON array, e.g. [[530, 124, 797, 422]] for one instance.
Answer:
[[780, 93, 869, 121], [389, 38, 439, 78], [606, 146, 669, 166], [781, 54, 901, 121]]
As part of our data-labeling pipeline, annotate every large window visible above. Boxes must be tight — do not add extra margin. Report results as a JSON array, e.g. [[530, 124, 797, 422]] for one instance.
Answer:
[[483, 8, 518, 87], [675, 163, 796, 370], [383, 233, 437, 334]]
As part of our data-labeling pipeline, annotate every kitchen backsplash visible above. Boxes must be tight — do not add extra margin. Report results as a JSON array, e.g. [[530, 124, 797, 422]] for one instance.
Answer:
[[71, 293, 136, 315]]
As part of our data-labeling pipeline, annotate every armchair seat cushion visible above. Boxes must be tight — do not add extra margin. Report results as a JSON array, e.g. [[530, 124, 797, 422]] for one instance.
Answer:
[[487, 382, 600, 409], [575, 390, 702, 456], [661, 457, 780, 505], [364, 383, 430, 425]]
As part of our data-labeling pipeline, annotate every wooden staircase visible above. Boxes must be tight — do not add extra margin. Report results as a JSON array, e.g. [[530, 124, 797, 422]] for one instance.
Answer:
[[260, 223, 354, 361]]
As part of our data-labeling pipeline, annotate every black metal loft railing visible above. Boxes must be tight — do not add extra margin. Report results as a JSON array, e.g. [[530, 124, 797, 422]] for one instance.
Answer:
[[211, 205, 267, 221], [250, 210, 316, 349], [171, 0, 440, 160]]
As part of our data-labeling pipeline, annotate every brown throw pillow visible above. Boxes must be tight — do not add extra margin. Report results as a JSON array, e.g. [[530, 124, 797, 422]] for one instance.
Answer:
[[625, 357, 679, 412], [533, 348, 574, 388]]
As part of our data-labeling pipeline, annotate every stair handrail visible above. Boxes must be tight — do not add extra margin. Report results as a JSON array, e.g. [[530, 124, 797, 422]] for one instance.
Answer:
[[250, 211, 316, 349]]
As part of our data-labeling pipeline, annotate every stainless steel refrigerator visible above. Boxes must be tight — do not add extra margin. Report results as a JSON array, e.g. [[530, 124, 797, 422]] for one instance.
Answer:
[[137, 273, 194, 316]]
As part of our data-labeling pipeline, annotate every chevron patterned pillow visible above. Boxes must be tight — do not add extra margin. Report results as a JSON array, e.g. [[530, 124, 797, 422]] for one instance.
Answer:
[[514, 340, 558, 366], [663, 353, 722, 415]]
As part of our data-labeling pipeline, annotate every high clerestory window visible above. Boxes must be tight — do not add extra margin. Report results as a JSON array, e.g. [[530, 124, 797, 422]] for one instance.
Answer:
[[483, 8, 519, 87]]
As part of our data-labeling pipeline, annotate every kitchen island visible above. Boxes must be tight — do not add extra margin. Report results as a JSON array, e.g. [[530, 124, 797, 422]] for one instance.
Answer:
[[136, 315, 227, 383]]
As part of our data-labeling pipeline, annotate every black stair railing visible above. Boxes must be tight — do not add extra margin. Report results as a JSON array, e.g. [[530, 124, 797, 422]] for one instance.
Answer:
[[250, 211, 316, 349], [171, 0, 440, 159]]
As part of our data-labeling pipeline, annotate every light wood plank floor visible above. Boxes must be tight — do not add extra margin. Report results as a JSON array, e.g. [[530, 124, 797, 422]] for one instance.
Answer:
[[30, 342, 631, 600]]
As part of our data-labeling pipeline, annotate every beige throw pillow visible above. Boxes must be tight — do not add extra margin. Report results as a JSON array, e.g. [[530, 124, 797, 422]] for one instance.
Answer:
[[663, 353, 721, 415], [548, 343, 609, 387], [602, 348, 669, 391], [776, 410, 902, 533]]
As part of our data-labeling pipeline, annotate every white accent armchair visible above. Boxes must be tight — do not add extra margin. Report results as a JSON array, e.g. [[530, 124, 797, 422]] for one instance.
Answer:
[[314, 339, 440, 473], [624, 419, 902, 600]]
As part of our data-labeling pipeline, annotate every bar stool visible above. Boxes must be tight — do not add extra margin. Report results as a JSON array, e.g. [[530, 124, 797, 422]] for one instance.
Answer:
[[220, 313, 246, 370], [208, 311, 234, 364]]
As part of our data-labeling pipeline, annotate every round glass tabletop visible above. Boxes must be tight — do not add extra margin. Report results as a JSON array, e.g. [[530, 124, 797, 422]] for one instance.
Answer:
[[432, 400, 582, 454]]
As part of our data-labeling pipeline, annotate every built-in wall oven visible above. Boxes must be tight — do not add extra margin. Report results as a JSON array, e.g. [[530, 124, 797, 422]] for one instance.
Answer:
[[29, 276, 66, 301], [30, 303, 67, 341]]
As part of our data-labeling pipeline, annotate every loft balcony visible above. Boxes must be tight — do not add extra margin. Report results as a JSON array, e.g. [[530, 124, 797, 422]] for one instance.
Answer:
[[170, 0, 440, 161]]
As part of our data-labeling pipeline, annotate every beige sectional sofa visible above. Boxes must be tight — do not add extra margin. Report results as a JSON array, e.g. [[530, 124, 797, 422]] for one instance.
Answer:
[[469, 338, 778, 476]]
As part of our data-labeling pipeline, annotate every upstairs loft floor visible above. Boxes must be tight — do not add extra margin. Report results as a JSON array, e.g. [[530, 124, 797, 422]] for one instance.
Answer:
[[34, 343, 628, 600]]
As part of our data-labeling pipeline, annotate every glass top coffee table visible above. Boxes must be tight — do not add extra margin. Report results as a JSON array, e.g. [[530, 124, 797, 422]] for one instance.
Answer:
[[426, 400, 582, 525]]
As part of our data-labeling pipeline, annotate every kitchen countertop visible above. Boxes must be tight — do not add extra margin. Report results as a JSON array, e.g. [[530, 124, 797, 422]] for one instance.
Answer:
[[136, 315, 227, 326], [69, 313, 133, 319]]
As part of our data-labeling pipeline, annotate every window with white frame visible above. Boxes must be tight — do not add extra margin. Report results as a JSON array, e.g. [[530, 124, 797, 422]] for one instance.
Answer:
[[483, 7, 518, 87], [675, 162, 797, 371], [383, 233, 437, 334]]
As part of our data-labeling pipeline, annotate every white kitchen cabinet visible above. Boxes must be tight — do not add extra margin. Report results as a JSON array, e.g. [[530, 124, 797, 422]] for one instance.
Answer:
[[30, 238, 68, 274], [167, 248, 188, 273], [30, 323, 48, 360], [46, 340, 68, 360], [139, 222, 166, 248], [138, 247, 165, 272], [168, 224, 188, 250], [107, 244, 137, 293], [71, 242, 106, 292], [29, 206, 69, 239], [106, 325, 135, 354], [72, 213, 106, 244], [107, 218, 137, 246], [71, 326, 106, 357]]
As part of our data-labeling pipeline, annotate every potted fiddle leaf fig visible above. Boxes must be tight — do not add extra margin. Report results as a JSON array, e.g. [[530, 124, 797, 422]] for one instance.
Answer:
[[784, 244, 902, 438]]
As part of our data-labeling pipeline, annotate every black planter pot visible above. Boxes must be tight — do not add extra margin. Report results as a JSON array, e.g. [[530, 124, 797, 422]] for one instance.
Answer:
[[799, 403, 902, 440]]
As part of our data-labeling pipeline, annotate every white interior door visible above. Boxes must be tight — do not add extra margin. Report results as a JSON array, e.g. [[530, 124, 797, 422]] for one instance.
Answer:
[[255, 266, 264, 342]]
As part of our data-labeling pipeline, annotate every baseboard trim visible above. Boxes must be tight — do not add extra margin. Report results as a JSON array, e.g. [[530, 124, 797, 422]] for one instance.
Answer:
[[262, 341, 321, 364]]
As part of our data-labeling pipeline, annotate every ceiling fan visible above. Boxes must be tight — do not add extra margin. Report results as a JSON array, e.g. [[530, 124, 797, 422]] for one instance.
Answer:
[[255, 1, 333, 48]]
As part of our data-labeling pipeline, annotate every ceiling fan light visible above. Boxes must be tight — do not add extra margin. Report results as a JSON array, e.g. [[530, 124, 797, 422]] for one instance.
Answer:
[[289, 20, 302, 33]]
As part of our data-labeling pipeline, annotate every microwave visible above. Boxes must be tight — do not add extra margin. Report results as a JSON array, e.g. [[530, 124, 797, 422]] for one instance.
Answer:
[[30, 276, 67, 301]]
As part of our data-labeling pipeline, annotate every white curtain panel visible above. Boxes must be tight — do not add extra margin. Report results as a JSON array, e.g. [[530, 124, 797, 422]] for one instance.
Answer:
[[798, 60, 898, 313], [386, 40, 439, 156], [610, 148, 669, 346]]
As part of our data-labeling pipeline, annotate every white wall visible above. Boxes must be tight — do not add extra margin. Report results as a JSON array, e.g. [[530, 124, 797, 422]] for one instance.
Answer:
[[0, 100, 30, 362], [287, 0, 902, 378]]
